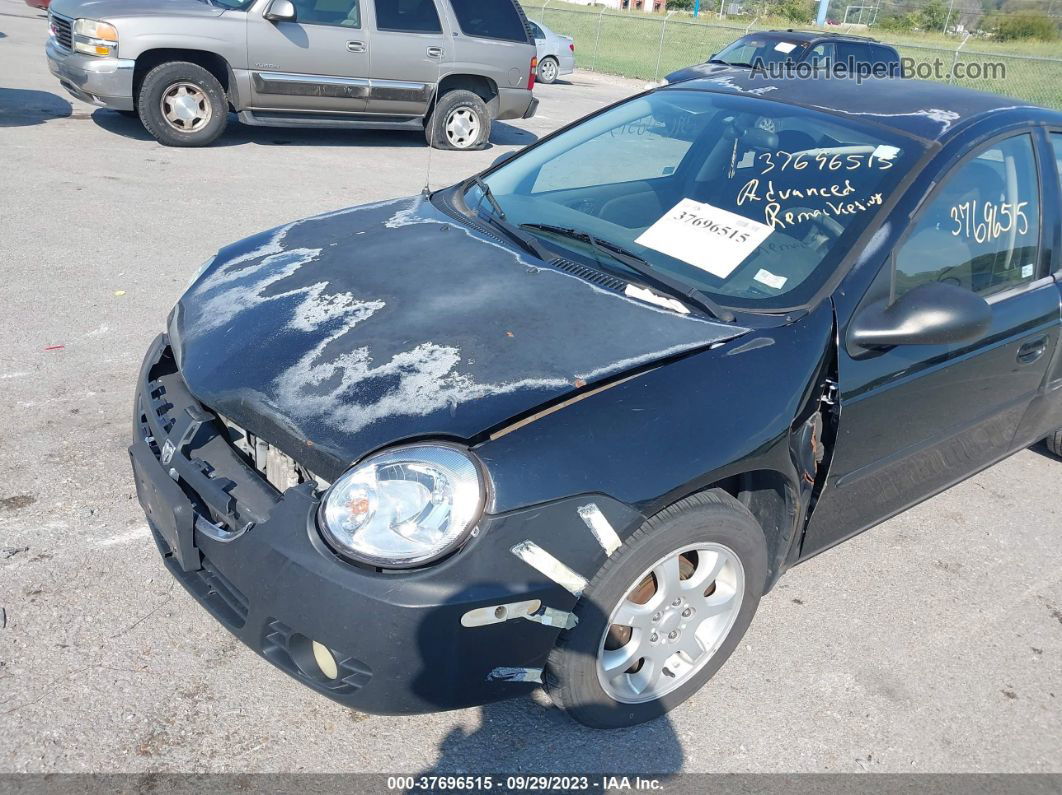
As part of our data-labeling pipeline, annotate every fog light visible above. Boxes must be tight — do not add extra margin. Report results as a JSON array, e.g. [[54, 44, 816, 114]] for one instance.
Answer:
[[312, 640, 338, 680]]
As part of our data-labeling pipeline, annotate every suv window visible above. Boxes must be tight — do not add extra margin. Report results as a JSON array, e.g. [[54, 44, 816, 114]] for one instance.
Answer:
[[450, 0, 528, 42], [292, 0, 361, 27], [373, 0, 442, 33], [895, 134, 1041, 300]]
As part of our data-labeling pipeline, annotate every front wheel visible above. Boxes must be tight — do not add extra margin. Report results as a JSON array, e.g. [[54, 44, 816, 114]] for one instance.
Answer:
[[545, 490, 768, 728], [137, 61, 228, 148], [425, 89, 491, 151]]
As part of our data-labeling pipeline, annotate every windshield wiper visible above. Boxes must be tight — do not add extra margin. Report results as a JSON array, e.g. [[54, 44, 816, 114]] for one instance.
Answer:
[[520, 223, 735, 322], [462, 179, 550, 261], [471, 176, 507, 221]]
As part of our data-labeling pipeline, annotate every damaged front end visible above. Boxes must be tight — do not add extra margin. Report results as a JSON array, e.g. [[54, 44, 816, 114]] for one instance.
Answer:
[[131, 193, 750, 713]]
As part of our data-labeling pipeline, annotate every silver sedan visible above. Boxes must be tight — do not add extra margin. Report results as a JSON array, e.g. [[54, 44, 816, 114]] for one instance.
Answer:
[[529, 19, 576, 84]]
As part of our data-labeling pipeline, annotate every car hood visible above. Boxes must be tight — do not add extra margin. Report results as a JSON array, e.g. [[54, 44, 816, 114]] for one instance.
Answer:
[[50, 0, 224, 20], [172, 195, 748, 481], [666, 62, 741, 84]]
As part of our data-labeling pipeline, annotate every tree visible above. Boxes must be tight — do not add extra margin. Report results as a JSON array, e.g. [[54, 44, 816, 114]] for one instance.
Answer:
[[993, 10, 1059, 38], [918, 0, 950, 30]]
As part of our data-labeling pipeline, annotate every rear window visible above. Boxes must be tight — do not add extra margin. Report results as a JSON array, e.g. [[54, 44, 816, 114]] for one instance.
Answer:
[[449, 0, 529, 42]]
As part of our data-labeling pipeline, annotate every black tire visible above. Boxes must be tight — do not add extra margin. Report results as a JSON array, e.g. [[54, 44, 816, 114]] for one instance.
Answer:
[[137, 61, 228, 148], [537, 56, 560, 85], [425, 89, 490, 151], [1047, 428, 1062, 458], [545, 490, 768, 729]]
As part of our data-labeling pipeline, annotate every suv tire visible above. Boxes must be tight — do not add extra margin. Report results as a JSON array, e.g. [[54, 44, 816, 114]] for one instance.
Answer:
[[425, 89, 490, 151], [545, 490, 768, 728], [138, 61, 228, 148], [1047, 428, 1062, 458], [538, 57, 560, 85]]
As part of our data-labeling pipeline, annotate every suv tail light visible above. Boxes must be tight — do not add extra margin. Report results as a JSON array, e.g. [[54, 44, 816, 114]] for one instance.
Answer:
[[529, 56, 538, 90]]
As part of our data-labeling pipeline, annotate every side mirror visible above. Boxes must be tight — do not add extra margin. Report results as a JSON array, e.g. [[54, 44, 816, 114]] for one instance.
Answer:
[[849, 281, 992, 350], [264, 0, 296, 22], [490, 150, 518, 169]]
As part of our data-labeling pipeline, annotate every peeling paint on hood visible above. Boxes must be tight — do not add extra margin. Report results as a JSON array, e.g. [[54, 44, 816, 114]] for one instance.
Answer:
[[173, 195, 747, 479]]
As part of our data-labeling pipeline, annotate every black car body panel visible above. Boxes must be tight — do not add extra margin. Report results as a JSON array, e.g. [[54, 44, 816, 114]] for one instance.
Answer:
[[172, 195, 746, 483], [134, 76, 1062, 715]]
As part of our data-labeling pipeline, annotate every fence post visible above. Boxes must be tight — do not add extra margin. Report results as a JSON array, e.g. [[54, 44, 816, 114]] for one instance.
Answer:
[[949, 32, 970, 84], [591, 6, 606, 72], [654, 10, 676, 81]]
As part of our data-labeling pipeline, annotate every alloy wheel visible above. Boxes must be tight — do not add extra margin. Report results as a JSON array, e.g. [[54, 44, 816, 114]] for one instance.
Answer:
[[160, 82, 212, 133], [444, 107, 481, 149], [596, 542, 745, 704]]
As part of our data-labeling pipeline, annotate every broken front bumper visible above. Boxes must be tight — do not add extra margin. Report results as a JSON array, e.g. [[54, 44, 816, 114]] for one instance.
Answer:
[[46, 37, 135, 111], [130, 335, 629, 714]]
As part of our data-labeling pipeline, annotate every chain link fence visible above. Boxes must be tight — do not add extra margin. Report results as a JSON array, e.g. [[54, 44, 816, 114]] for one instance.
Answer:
[[520, 2, 1062, 109]]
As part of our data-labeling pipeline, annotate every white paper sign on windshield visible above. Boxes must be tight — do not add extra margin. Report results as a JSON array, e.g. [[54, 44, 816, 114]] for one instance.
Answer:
[[635, 199, 774, 279], [774, 41, 798, 53]]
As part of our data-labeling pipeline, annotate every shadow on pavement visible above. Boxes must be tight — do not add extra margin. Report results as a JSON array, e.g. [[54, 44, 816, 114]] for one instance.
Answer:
[[90, 108, 539, 150], [1027, 438, 1060, 461], [0, 86, 71, 127], [490, 121, 538, 147]]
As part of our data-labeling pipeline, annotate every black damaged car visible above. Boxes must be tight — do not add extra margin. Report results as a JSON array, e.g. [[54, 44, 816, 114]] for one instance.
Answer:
[[131, 73, 1062, 728]]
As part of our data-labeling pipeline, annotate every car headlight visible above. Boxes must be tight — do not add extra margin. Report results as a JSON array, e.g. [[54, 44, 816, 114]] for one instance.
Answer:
[[320, 445, 485, 568], [73, 19, 118, 57]]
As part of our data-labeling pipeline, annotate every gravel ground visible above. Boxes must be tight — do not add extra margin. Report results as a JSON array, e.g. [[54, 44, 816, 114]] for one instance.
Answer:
[[1, 0, 1060, 775]]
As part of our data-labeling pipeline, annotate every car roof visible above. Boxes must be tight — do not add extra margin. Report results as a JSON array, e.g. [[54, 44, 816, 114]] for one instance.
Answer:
[[746, 29, 882, 44], [662, 71, 1057, 141]]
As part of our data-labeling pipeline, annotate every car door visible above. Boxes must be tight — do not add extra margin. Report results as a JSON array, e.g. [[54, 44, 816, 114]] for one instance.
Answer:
[[365, 0, 450, 118], [246, 0, 370, 114], [801, 130, 1062, 557]]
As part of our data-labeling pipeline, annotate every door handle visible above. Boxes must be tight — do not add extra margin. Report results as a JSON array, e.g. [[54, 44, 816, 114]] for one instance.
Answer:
[[347, 40, 366, 53], [427, 46, 444, 58], [1017, 336, 1048, 364]]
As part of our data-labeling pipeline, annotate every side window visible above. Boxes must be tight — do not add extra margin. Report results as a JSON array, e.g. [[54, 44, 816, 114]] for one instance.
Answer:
[[450, 0, 529, 42], [1051, 132, 1062, 181], [806, 42, 834, 66], [895, 134, 1041, 300], [373, 0, 442, 33], [529, 21, 544, 40], [290, 0, 360, 27]]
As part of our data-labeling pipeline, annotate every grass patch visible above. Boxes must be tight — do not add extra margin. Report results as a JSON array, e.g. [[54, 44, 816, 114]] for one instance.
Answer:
[[522, 1, 1062, 108]]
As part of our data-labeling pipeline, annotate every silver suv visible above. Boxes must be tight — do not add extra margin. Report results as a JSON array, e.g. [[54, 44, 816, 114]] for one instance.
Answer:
[[45, 0, 539, 150]]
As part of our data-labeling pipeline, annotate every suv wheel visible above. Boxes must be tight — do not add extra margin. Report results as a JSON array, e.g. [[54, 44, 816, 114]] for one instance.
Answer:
[[1047, 428, 1062, 458], [138, 61, 228, 148], [425, 89, 490, 151], [545, 490, 768, 728], [538, 57, 560, 85]]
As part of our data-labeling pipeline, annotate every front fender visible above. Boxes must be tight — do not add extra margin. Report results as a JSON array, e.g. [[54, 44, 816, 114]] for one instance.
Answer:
[[475, 302, 836, 576]]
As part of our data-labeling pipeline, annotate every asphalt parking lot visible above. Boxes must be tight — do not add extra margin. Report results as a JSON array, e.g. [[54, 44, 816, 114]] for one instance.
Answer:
[[1, 0, 1061, 775]]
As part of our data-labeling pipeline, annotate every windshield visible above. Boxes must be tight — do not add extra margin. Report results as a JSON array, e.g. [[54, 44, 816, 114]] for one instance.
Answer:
[[464, 89, 922, 311], [714, 36, 806, 67], [211, 0, 256, 9]]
